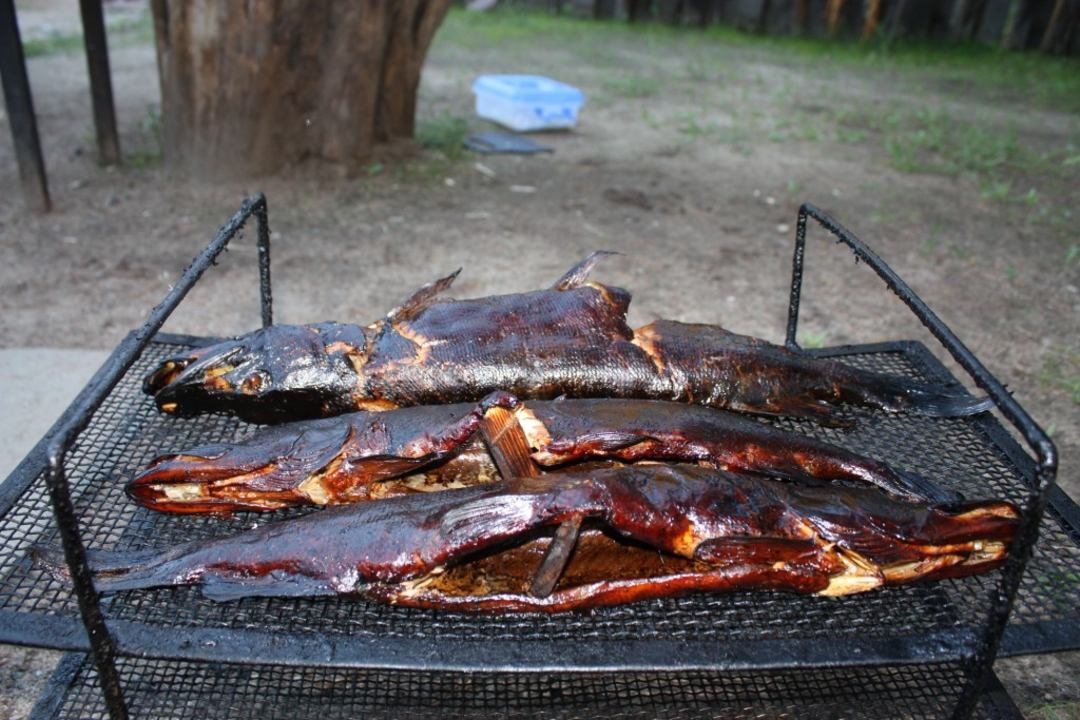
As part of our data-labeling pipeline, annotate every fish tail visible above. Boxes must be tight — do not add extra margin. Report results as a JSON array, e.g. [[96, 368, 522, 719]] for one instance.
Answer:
[[890, 467, 965, 506], [848, 371, 993, 418], [31, 544, 194, 593]]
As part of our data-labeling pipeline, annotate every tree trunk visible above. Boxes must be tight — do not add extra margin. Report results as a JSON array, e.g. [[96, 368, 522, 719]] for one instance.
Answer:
[[150, 0, 452, 178]]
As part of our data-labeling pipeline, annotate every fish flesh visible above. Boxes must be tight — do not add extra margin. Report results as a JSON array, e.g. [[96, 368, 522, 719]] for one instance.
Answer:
[[143, 254, 990, 425], [127, 393, 957, 514], [34, 464, 1018, 612]]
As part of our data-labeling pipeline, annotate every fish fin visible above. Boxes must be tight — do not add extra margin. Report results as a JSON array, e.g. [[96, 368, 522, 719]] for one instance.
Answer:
[[387, 269, 461, 323], [590, 431, 661, 452], [552, 251, 620, 290], [201, 573, 337, 602], [852, 372, 994, 418], [480, 406, 540, 480], [530, 513, 584, 598], [903, 387, 994, 418], [30, 544, 189, 593], [439, 493, 542, 543], [891, 467, 965, 506]]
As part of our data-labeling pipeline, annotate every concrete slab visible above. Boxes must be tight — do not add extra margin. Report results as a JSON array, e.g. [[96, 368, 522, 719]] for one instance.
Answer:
[[0, 348, 109, 480]]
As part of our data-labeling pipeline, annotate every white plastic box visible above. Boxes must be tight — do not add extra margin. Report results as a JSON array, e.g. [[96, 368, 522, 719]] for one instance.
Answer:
[[472, 75, 585, 132]]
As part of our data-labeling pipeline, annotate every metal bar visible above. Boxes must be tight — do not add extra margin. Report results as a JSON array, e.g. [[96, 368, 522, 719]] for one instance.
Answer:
[[786, 203, 1056, 480], [783, 202, 1057, 720], [255, 196, 273, 327], [78, 0, 121, 165], [0, 0, 51, 212], [42, 195, 267, 720], [44, 462, 128, 719]]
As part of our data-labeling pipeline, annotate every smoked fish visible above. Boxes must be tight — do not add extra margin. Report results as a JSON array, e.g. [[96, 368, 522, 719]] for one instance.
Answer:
[[143, 254, 990, 425], [35, 464, 1018, 612], [127, 393, 957, 514]]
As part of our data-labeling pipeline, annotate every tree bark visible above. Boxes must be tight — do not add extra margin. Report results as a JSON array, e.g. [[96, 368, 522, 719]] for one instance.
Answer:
[[150, 0, 452, 178]]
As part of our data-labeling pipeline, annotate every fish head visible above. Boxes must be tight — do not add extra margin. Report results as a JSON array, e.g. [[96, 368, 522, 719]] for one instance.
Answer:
[[125, 417, 356, 513], [144, 323, 369, 423]]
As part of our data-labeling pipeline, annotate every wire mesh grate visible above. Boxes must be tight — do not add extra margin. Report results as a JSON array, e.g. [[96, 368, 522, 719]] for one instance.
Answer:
[[39, 654, 1023, 720], [0, 336, 1074, 668]]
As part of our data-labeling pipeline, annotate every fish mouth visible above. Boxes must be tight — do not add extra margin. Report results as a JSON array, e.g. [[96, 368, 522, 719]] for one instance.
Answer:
[[145, 345, 246, 413], [142, 358, 193, 398], [126, 454, 289, 514]]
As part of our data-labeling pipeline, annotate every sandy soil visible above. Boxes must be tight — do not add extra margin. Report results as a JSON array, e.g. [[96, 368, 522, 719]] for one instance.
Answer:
[[0, 1, 1077, 717]]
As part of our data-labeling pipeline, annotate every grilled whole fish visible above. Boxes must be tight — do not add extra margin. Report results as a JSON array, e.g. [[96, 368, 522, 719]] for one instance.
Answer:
[[34, 465, 1018, 611], [143, 254, 990, 425], [127, 393, 957, 514]]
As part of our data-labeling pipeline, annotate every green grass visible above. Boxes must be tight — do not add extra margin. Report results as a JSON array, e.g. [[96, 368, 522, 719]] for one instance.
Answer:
[[798, 331, 828, 349], [1040, 353, 1080, 404], [417, 114, 469, 161], [1028, 701, 1080, 720], [23, 15, 153, 58], [601, 74, 661, 99], [438, 7, 1080, 114]]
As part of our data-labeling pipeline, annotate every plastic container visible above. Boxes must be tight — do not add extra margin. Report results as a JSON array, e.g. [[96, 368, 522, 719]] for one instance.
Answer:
[[472, 75, 585, 132]]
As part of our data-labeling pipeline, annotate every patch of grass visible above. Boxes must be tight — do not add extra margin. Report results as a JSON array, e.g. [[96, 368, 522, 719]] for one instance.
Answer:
[[799, 331, 828, 349], [878, 108, 1019, 177], [979, 177, 1011, 201], [417, 114, 469, 162], [1027, 700, 1080, 720], [438, 7, 1080, 114], [1040, 354, 1080, 404], [124, 105, 163, 168], [835, 127, 866, 144], [602, 74, 661, 99], [23, 14, 153, 58], [23, 33, 85, 57], [675, 112, 720, 138]]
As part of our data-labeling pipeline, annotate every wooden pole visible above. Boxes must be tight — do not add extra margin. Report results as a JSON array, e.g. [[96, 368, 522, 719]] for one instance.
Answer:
[[0, 0, 51, 212], [793, 0, 809, 35], [862, 0, 884, 40], [79, 0, 121, 165], [1040, 0, 1076, 53], [826, 0, 847, 37]]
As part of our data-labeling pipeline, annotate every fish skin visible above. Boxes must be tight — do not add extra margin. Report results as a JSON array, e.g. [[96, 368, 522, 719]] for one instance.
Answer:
[[144, 256, 990, 425], [126, 394, 957, 514], [35, 465, 1019, 612]]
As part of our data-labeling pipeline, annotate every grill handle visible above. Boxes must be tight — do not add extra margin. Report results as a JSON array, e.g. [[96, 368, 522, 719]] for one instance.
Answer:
[[785, 202, 1056, 720], [785, 202, 1056, 482], [42, 193, 272, 720]]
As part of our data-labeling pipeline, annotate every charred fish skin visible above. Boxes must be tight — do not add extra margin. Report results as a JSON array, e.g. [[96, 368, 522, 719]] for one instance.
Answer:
[[36, 465, 1019, 611], [127, 394, 957, 515], [144, 322, 369, 423], [126, 393, 520, 513], [144, 255, 990, 424]]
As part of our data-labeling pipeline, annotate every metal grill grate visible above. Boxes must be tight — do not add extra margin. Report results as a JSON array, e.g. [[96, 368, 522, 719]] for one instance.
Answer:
[[0, 336, 1075, 668], [35, 654, 1023, 720]]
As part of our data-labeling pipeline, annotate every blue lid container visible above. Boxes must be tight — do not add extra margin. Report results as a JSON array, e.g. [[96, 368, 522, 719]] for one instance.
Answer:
[[472, 75, 585, 105], [472, 75, 586, 131]]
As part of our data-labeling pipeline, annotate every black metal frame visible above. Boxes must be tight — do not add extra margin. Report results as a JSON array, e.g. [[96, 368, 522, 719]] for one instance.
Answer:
[[3, 196, 1065, 719], [786, 204, 1057, 720], [26, 651, 1030, 720], [41, 195, 272, 720]]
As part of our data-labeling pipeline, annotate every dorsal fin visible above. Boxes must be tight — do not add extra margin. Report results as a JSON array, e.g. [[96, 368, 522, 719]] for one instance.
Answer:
[[552, 251, 619, 290], [386, 269, 460, 324]]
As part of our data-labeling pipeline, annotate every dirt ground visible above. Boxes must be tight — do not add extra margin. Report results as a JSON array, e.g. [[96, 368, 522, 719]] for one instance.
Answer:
[[1, 1, 1078, 718]]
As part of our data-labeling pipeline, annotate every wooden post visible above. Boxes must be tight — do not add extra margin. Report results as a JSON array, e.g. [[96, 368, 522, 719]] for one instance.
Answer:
[[0, 0, 51, 212], [826, 0, 847, 37], [793, 0, 809, 34], [862, 0, 884, 40], [1040, 0, 1077, 53], [79, 0, 121, 165]]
